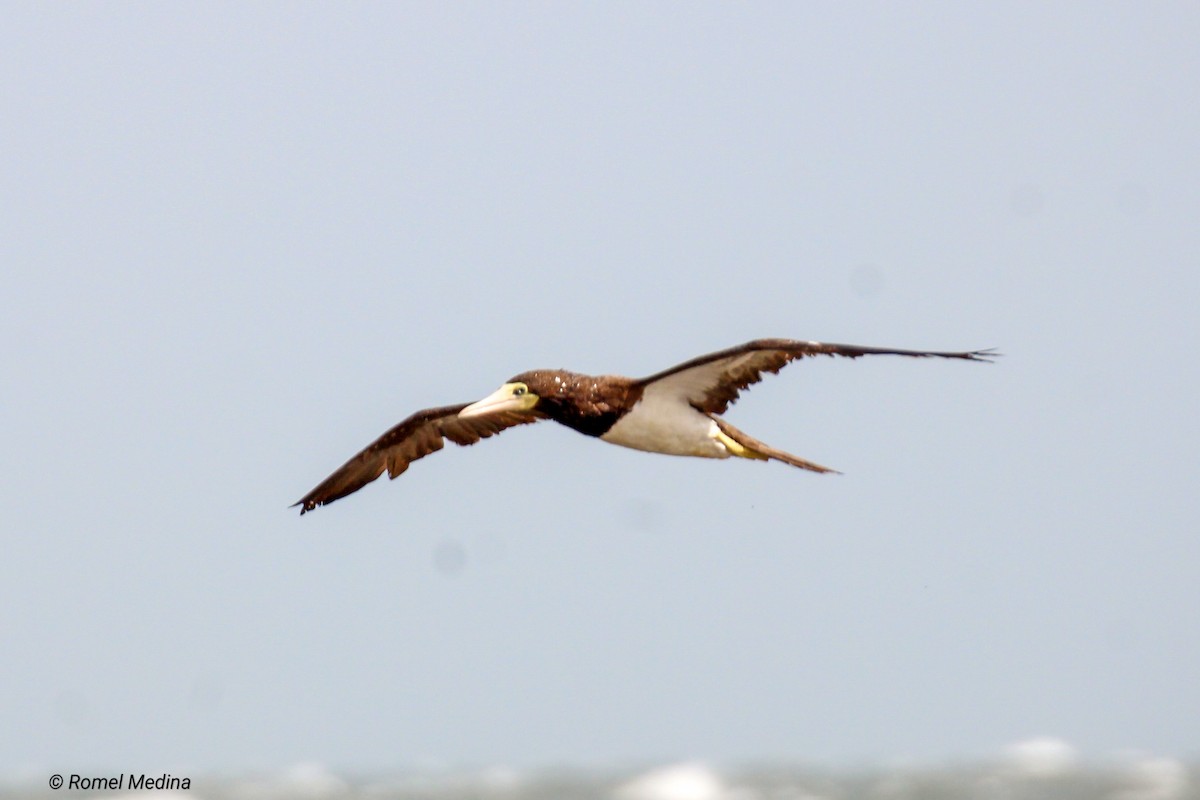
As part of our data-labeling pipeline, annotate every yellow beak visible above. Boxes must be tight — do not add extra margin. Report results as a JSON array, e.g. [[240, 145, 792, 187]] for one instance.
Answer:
[[459, 383, 537, 418]]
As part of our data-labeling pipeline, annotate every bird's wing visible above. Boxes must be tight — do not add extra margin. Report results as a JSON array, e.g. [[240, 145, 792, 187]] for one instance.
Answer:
[[294, 403, 546, 514], [637, 338, 995, 414]]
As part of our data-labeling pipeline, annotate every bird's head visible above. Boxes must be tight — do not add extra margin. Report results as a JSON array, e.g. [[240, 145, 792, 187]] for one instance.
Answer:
[[459, 370, 580, 419], [458, 378, 542, 418]]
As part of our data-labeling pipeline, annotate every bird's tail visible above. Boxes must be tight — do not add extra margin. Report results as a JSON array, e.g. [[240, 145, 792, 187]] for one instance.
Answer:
[[711, 416, 841, 474]]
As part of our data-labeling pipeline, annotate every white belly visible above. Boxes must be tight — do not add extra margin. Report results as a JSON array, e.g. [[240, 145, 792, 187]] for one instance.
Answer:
[[600, 396, 730, 458]]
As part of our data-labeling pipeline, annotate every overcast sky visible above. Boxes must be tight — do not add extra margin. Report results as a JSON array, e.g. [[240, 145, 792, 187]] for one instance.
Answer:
[[3, 1, 1198, 776]]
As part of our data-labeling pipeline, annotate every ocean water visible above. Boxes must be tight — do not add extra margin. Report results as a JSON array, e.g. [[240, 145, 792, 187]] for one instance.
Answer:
[[3, 746, 1197, 800]]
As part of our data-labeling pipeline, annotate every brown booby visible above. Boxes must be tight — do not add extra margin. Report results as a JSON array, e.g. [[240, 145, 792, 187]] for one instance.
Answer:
[[294, 338, 994, 514]]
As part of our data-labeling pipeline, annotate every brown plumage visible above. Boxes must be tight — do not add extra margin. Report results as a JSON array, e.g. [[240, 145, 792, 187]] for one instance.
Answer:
[[506, 369, 643, 437], [294, 404, 545, 512], [636, 338, 989, 415], [294, 338, 994, 514]]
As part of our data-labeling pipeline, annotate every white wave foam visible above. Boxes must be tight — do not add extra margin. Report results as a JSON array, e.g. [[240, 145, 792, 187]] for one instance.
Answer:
[[228, 762, 348, 799], [614, 761, 733, 800], [1114, 754, 1189, 800], [1001, 736, 1079, 777]]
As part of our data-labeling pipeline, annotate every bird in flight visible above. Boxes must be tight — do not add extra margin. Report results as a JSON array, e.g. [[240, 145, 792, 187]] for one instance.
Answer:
[[294, 338, 994, 514]]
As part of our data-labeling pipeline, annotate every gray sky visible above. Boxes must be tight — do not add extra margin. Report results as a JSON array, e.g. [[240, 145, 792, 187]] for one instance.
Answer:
[[3, 1, 1198, 775]]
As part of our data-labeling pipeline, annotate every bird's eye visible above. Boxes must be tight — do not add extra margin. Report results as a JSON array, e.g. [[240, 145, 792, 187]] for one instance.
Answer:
[[513, 386, 526, 396]]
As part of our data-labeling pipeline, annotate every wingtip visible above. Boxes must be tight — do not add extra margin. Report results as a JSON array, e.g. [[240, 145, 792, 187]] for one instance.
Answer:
[[968, 348, 1001, 362]]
